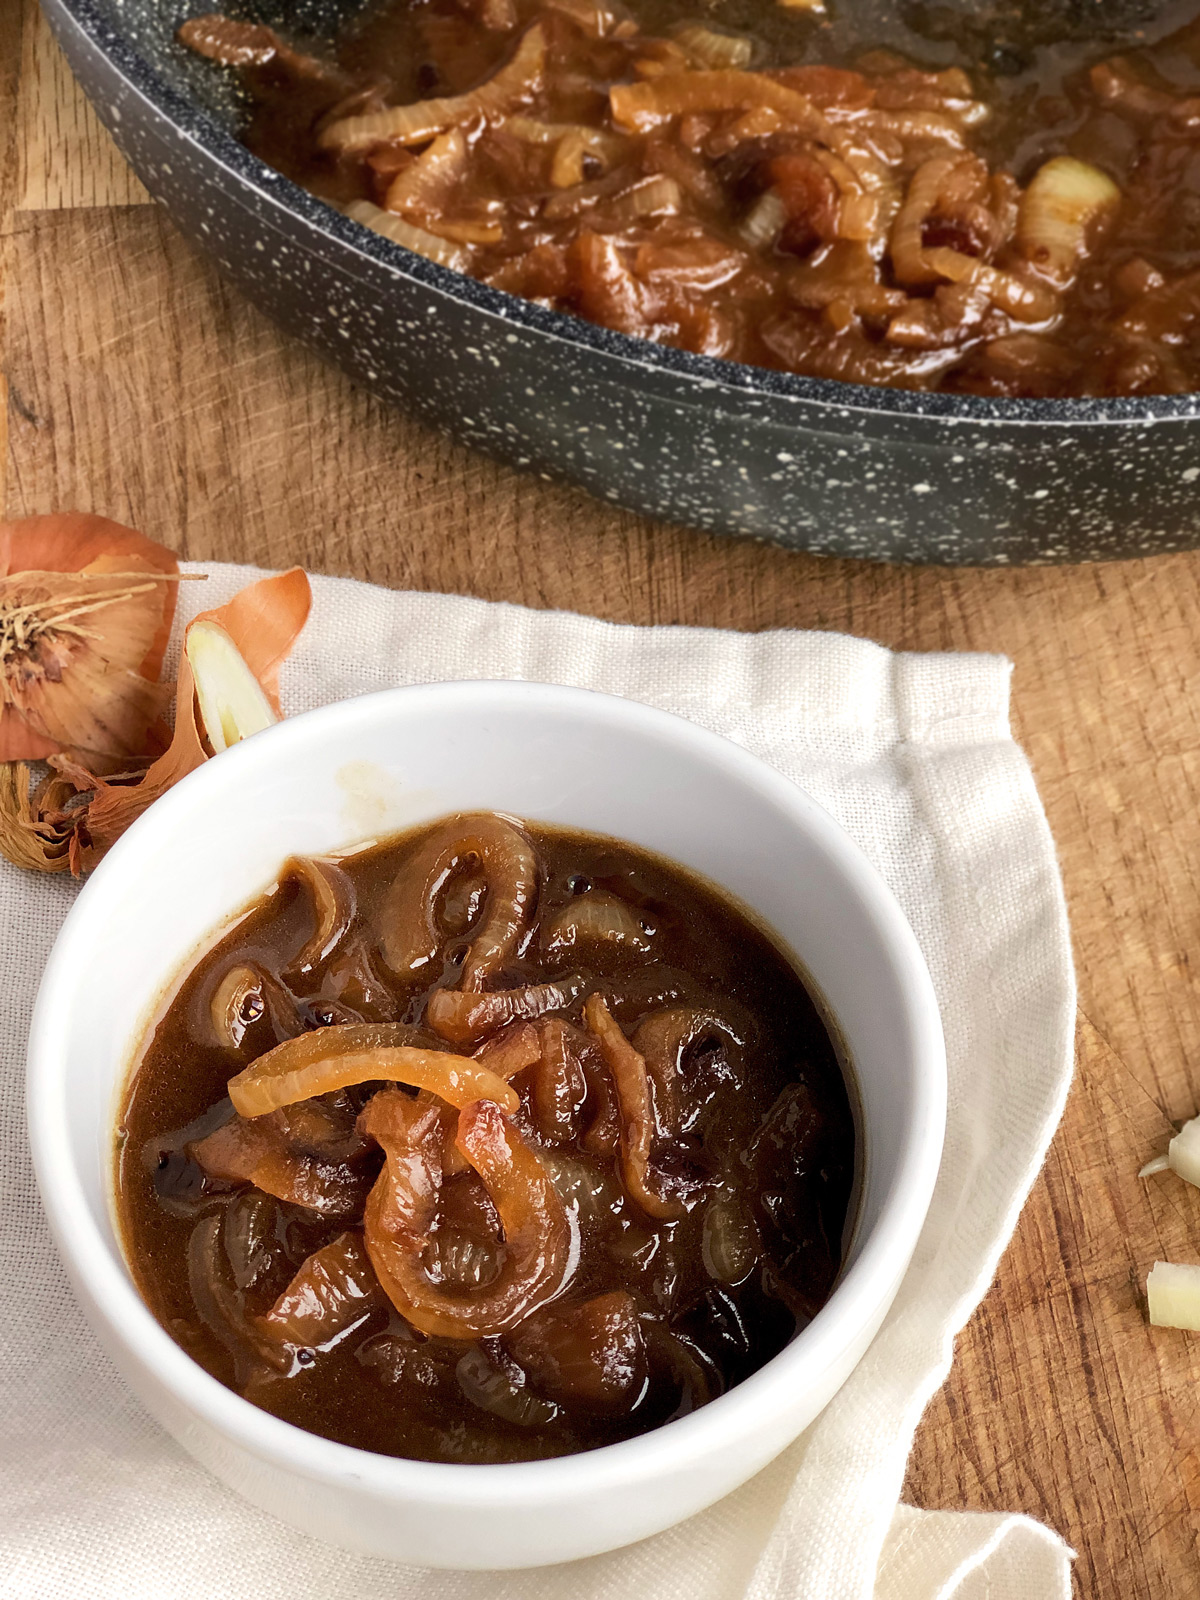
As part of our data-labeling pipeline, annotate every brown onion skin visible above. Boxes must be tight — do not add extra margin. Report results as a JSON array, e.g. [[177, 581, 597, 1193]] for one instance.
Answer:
[[360, 1089, 575, 1339]]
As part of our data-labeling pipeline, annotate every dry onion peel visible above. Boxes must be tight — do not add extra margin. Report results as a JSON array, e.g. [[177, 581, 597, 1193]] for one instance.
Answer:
[[0, 762, 74, 873], [0, 514, 185, 771], [42, 567, 310, 873]]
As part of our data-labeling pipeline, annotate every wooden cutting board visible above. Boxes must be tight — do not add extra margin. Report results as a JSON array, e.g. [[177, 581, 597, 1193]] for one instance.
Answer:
[[6, 4, 1200, 1591]]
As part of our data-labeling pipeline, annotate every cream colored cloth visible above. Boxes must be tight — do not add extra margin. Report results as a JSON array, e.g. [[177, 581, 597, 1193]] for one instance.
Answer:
[[1, 565, 1076, 1600]]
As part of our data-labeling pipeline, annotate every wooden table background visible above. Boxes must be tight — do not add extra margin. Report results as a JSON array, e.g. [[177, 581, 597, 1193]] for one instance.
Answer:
[[7, 2, 1200, 1590]]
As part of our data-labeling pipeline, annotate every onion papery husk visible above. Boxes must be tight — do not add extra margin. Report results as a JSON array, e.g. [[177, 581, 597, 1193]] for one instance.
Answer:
[[0, 763, 75, 873], [0, 514, 183, 771], [13, 567, 311, 876]]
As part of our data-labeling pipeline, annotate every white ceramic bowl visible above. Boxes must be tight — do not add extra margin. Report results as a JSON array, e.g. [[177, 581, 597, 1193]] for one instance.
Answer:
[[27, 681, 945, 1569]]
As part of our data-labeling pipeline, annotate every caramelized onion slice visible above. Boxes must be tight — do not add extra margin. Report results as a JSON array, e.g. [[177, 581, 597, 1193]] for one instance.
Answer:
[[281, 856, 355, 978], [426, 975, 586, 1046], [507, 1291, 647, 1413], [320, 24, 545, 153], [702, 1188, 760, 1284], [257, 1232, 384, 1349], [207, 958, 306, 1051], [344, 200, 469, 270], [526, 1017, 591, 1143], [672, 22, 753, 68], [456, 1344, 560, 1426], [543, 892, 651, 956], [223, 1191, 278, 1289], [361, 1089, 574, 1338], [383, 125, 468, 217], [585, 994, 687, 1221], [611, 71, 829, 140], [538, 1147, 623, 1224], [189, 1107, 372, 1216], [188, 1213, 291, 1376], [542, 0, 636, 38], [630, 1007, 740, 1134], [210, 964, 269, 1049], [890, 154, 985, 289], [380, 812, 539, 990], [228, 1022, 518, 1118], [474, 1019, 543, 1078]]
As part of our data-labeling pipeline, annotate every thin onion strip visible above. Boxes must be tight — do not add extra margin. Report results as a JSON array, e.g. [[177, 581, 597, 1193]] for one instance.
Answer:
[[228, 1022, 518, 1117]]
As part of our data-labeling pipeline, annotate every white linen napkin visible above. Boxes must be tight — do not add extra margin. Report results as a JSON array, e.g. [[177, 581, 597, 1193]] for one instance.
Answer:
[[1, 564, 1076, 1600]]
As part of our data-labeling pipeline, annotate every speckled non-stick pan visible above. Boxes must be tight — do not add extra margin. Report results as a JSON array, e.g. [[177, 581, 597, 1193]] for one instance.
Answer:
[[40, 0, 1200, 563]]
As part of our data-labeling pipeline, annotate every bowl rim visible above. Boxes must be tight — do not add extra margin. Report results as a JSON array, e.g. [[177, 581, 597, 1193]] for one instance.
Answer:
[[48, 0, 1200, 431], [26, 679, 946, 1507]]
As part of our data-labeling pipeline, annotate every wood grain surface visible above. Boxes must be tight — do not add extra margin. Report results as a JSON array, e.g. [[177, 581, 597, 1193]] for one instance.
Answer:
[[7, 3, 1200, 1592]]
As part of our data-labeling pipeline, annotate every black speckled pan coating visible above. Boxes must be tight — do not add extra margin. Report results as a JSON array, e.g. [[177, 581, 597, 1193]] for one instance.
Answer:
[[42, 0, 1200, 563]]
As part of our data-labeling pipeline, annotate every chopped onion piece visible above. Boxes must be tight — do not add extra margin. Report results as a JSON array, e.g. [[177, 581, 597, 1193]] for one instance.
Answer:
[[1148, 1260, 1200, 1330], [1017, 156, 1120, 289], [740, 190, 786, 250], [615, 175, 682, 219], [1139, 1152, 1170, 1177], [185, 620, 277, 754], [672, 24, 753, 70]]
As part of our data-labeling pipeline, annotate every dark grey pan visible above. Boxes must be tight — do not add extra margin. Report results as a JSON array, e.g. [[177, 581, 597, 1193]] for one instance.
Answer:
[[41, 0, 1200, 563]]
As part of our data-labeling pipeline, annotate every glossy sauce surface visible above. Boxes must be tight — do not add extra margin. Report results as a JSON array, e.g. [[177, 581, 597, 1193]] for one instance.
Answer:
[[117, 815, 855, 1463], [179, 0, 1200, 395]]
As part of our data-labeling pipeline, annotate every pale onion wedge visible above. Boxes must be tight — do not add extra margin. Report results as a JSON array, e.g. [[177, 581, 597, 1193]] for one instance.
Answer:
[[1147, 1261, 1200, 1330], [1139, 1113, 1200, 1185], [1169, 1116, 1200, 1186], [185, 619, 278, 753], [1017, 156, 1120, 288]]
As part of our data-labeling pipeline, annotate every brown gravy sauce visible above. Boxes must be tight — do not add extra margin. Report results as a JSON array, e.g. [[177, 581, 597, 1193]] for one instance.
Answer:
[[116, 814, 856, 1464]]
